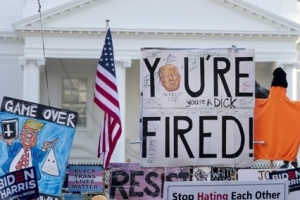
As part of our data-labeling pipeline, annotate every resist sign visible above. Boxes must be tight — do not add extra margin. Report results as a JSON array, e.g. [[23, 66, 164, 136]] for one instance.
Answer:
[[164, 180, 289, 200], [109, 163, 190, 200]]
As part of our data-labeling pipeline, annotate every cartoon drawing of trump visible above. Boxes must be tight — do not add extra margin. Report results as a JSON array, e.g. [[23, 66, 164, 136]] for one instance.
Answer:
[[0, 119, 56, 179]]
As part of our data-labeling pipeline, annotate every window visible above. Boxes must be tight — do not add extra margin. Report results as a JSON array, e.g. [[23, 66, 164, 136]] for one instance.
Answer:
[[62, 78, 87, 127], [57, 71, 94, 132]]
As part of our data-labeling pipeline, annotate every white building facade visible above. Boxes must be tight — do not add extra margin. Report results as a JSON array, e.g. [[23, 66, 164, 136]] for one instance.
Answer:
[[1, 0, 300, 165]]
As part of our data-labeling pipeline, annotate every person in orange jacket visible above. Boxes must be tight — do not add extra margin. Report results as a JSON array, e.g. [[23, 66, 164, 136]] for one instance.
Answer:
[[255, 68, 299, 168]]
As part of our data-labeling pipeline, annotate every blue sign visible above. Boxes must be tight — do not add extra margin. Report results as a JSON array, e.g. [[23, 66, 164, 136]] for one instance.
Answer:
[[0, 167, 39, 200], [270, 168, 300, 192], [0, 96, 78, 197]]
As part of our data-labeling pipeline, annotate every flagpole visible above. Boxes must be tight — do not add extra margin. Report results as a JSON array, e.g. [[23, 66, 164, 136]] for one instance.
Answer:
[[99, 18, 113, 199], [105, 19, 110, 31]]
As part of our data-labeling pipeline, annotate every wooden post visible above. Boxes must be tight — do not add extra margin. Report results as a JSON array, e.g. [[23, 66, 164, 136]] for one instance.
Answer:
[[270, 160, 274, 169]]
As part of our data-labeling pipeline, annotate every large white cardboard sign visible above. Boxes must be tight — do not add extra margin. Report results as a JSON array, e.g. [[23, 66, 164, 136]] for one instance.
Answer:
[[140, 48, 255, 168], [164, 180, 289, 200]]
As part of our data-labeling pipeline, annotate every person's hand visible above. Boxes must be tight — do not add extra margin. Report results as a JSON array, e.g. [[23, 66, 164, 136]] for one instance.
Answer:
[[0, 134, 17, 145], [42, 141, 51, 150], [43, 138, 58, 150]]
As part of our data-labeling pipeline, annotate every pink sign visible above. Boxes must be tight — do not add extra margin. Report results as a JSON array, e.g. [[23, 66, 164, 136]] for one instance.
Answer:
[[109, 163, 190, 200]]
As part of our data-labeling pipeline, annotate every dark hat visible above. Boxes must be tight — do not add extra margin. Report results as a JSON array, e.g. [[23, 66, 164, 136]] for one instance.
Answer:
[[271, 67, 288, 88]]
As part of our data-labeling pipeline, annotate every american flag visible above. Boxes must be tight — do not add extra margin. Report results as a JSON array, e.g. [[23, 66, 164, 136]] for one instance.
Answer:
[[94, 28, 122, 168]]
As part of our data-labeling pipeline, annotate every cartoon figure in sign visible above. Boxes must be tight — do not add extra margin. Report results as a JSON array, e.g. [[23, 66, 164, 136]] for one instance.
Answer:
[[159, 64, 181, 92], [194, 169, 208, 181], [0, 119, 57, 179], [42, 142, 60, 176]]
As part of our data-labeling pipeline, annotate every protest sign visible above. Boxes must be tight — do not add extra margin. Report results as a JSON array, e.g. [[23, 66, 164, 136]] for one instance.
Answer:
[[141, 48, 255, 109], [191, 166, 211, 181], [164, 180, 289, 200], [0, 96, 78, 197], [238, 168, 300, 199], [0, 166, 39, 200], [141, 108, 253, 167], [68, 165, 103, 193], [140, 48, 255, 167], [109, 163, 190, 200], [165, 166, 190, 182], [238, 168, 278, 181], [211, 167, 237, 181], [269, 168, 300, 192]]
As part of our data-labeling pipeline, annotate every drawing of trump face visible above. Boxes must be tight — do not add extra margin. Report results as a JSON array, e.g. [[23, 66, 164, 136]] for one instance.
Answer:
[[20, 119, 44, 149], [159, 64, 181, 92]]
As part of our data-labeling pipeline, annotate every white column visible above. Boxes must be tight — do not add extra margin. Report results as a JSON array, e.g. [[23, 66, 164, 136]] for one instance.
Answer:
[[276, 62, 300, 100], [110, 59, 132, 163], [19, 57, 45, 103]]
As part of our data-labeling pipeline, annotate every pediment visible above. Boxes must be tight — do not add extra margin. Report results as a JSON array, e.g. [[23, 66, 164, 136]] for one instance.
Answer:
[[13, 0, 300, 36]]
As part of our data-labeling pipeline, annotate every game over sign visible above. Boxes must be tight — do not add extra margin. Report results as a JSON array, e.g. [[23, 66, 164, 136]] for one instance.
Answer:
[[0, 96, 78, 197]]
